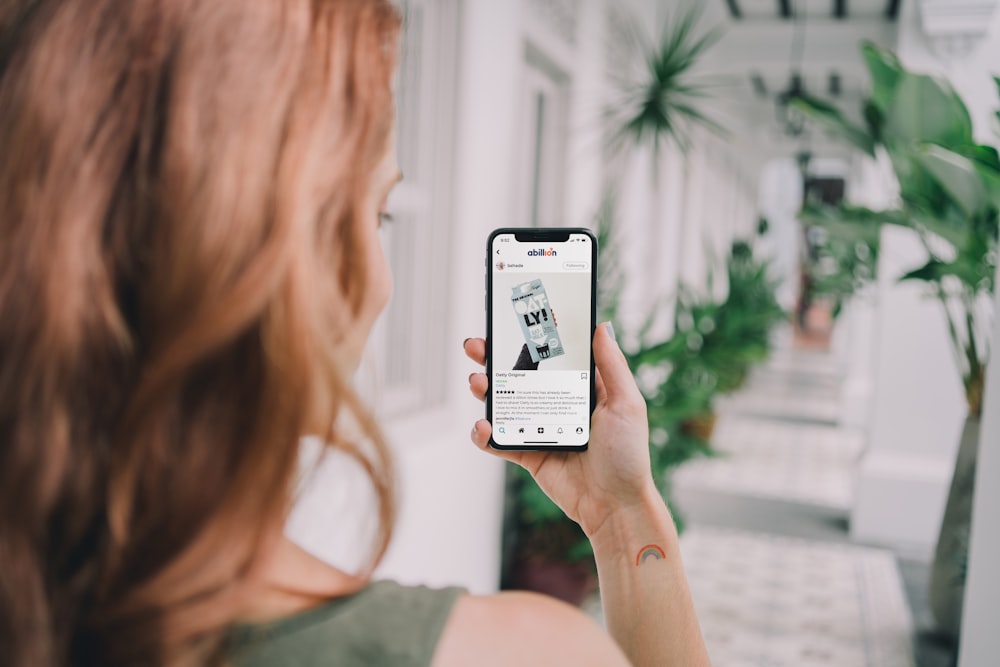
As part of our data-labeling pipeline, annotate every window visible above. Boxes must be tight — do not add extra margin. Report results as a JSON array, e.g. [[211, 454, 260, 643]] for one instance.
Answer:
[[514, 46, 570, 229], [368, 0, 460, 417]]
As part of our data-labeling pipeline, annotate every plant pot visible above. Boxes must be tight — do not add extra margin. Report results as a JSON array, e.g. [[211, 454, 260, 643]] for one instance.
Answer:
[[506, 557, 598, 607], [929, 416, 980, 641], [681, 412, 718, 442], [502, 515, 597, 606]]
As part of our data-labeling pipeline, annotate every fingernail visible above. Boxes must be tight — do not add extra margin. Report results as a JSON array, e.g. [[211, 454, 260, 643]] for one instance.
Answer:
[[468, 372, 475, 384], [604, 322, 616, 342], [471, 423, 479, 436], [462, 337, 471, 347]]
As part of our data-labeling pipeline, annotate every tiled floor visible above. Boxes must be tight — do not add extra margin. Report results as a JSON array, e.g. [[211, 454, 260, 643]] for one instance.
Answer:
[[584, 528, 916, 667], [673, 415, 864, 514], [658, 345, 930, 667], [715, 382, 842, 424], [682, 528, 915, 667], [585, 344, 951, 666], [715, 350, 844, 425]]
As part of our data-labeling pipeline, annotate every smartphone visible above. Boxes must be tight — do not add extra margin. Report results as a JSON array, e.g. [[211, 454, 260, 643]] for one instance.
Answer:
[[486, 228, 597, 451]]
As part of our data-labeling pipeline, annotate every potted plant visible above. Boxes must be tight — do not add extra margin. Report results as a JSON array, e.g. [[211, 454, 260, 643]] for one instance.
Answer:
[[799, 205, 882, 319], [793, 44, 999, 639], [502, 464, 597, 606], [635, 240, 786, 444]]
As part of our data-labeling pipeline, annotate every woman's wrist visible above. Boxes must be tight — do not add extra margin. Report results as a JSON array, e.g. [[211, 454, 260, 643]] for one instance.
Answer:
[[584, 482, 677, 552]]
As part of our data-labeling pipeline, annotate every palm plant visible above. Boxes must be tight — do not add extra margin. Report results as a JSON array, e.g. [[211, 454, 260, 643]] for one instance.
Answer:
[[605, 4, 724, 159], [793, 43, 999, 417], [793, 45, 999, 638]]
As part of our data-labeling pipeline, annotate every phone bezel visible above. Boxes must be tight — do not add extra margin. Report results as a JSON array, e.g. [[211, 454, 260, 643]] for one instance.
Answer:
[[485, 227, 598, 452]]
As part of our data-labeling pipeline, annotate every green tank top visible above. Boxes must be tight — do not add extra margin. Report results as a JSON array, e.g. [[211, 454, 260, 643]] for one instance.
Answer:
[[228, 580, 467, 667]]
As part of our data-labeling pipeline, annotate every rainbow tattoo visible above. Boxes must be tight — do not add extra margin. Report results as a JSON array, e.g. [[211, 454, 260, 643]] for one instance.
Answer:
[[635, 544, 666, 566]]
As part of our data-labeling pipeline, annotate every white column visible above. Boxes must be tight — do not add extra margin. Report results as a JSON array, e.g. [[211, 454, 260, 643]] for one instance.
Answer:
[[616, 144, 656, 338], [563, 0, 607, 230], [836, 293, 878, 428], [679, 146, 707, 291], [642, 144, 686, 342], [756, 157, 802, 313], [838, 154, 892, 428], [947, 5, 1000, 661]]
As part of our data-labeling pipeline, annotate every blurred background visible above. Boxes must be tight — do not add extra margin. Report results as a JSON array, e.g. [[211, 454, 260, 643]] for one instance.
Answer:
[[286, 1, 1000, 665]]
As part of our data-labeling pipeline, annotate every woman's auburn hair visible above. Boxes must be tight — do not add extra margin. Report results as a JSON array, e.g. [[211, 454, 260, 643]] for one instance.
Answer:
[[0, 0, 401, 664]]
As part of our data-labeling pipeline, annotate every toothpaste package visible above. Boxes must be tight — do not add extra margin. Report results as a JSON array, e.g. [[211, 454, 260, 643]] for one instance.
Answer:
[[511, 278, 564, 363]]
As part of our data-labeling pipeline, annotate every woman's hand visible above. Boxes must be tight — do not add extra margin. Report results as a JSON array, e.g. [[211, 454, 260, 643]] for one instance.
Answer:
[[464, 323, 658, 538]]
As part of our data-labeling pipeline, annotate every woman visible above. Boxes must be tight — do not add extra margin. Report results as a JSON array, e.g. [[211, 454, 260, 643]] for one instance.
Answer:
[[0, 1, 708, 665]]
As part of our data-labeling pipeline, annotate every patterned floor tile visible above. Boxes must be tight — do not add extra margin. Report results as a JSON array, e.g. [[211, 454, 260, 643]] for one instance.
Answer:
[[680, 528, 914, 667], [716, 349, 844, 424], [673, 416, 865, 514]]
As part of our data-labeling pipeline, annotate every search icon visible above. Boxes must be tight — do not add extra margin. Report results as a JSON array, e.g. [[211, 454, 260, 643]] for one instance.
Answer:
[[498, 426, 506, 434]]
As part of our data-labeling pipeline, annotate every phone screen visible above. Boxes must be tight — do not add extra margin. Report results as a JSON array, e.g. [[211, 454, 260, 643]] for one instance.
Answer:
[[487, 228, 596, 450]]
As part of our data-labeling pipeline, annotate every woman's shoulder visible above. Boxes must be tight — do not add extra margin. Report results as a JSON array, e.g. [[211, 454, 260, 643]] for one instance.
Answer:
[[432, 590, 630, 667], [229, 579, 630, 666], [229, 579, 466, 667]]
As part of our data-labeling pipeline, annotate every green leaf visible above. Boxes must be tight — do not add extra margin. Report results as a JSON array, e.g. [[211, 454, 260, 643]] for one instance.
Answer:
[[899, 260, 947, 283], [798, 202, 903, 242], [898, 258, 985, 289], [883, 72, 973, 148], [956, 144, 1000, 171], [862, 99, 885, 139], [791, 94, 875, 157], [959, 148, 1000, 208], [886, 144, 951, 216], [912, 144, 991, 219], [861, 41, 903, 116], [908, 210, 971, 249]]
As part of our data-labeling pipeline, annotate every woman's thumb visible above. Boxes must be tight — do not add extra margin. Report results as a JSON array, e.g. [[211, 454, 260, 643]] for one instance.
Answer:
[[593, 322, 640, 403]]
